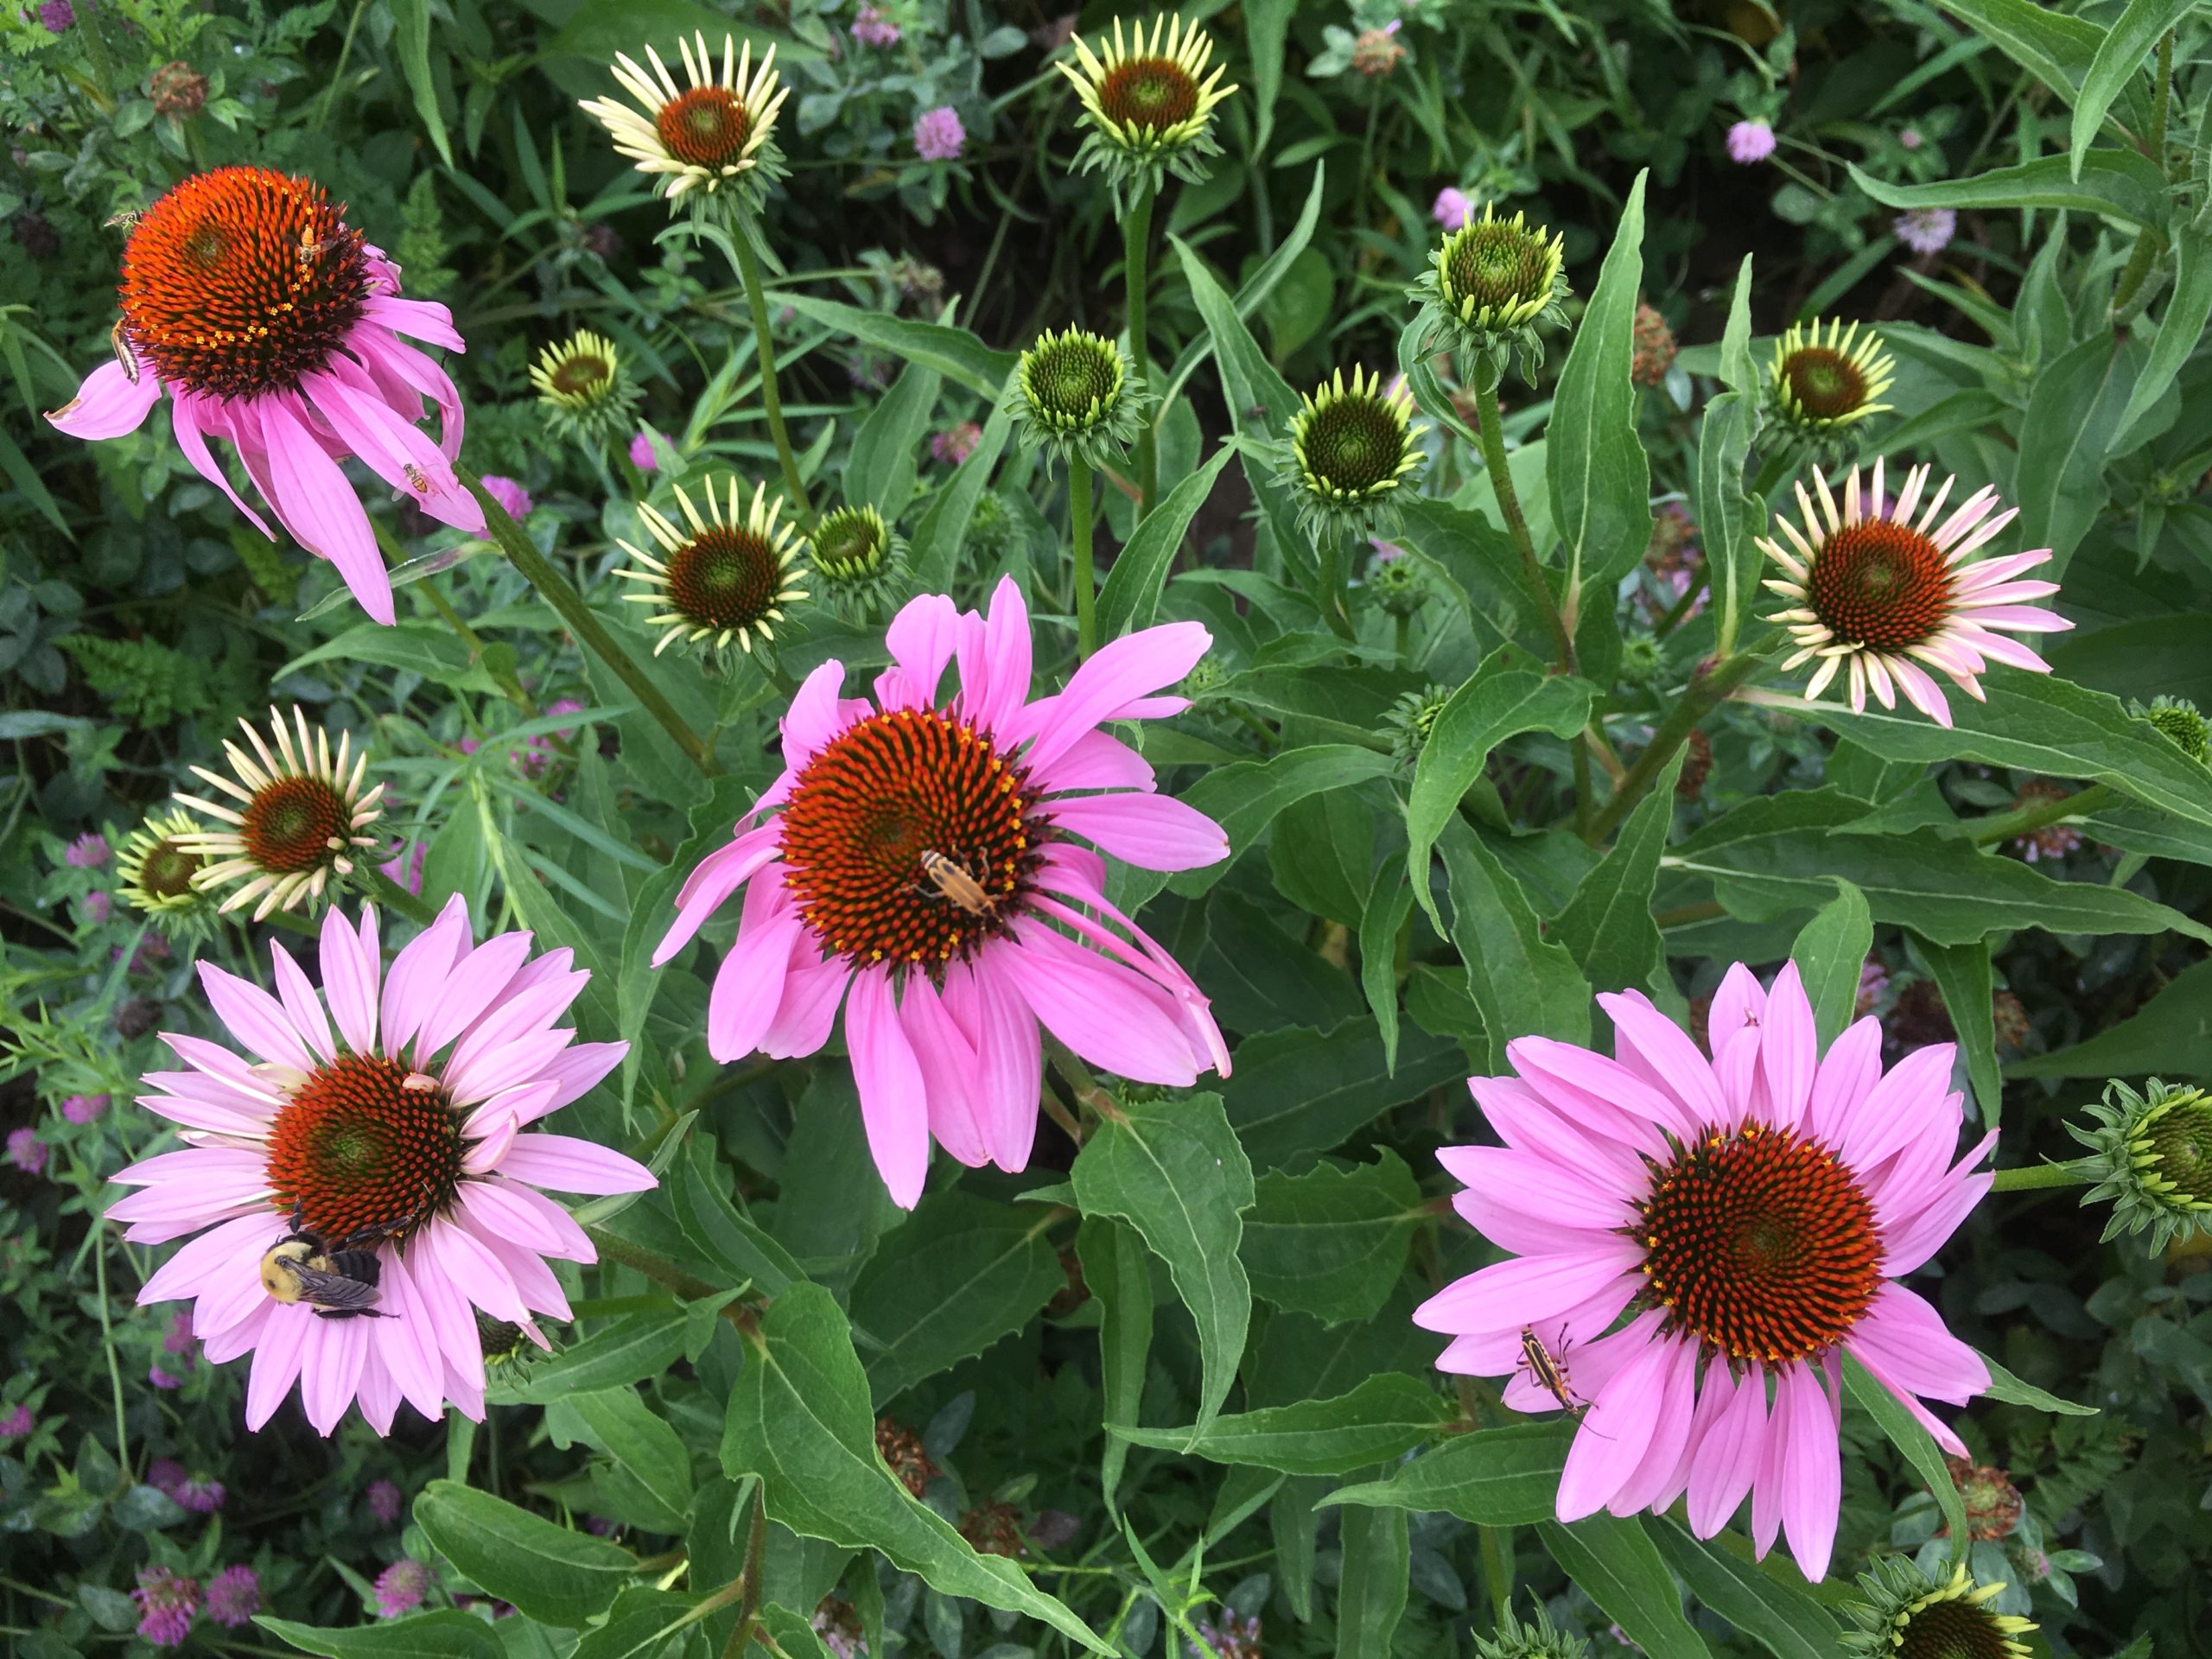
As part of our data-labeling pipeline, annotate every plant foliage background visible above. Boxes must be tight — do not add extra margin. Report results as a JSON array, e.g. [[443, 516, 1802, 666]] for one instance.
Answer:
[[3, 1, 2211, 1656]]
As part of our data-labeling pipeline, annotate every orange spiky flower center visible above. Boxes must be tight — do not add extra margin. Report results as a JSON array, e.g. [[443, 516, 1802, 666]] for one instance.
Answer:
[[240, 775, 353, 874], [656, 86, 753, 168], [1808, 519, 1955, 652], [264, 1055, 461, 1243]]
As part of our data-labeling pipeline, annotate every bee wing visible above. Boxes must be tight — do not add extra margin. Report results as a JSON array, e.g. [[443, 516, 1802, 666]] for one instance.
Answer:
[[293, 1265, 383, 1310]]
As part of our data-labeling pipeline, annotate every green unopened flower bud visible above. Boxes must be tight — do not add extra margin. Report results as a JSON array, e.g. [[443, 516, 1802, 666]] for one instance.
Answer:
[[1006, 326, 1148, 472], [531, 329, 640, 448], [1384, 683, 1452, 766], [1840, 1560, 2035, 1659], [1472, 1599, 1590, 1659], [1618, 635, 1664, 687], [1277, 366, 1426, 539], [2069, 1076, 2212, 1253], [476, 1308, 546, 1373], [1410, 202, 1570, 385], [2132, 694, 2209, 764], [116, 808, 218, 942], [1364, 547, 1430, 617], [1179, 656, 1225, 702], [1766, 318, 1895, 458], [808, 503, 908, 620]]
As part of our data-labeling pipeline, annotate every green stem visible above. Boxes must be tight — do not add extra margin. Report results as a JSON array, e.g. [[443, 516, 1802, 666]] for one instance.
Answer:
[[93, 1231, 128, 1487], [1070, 459, 1097, 658], [1394, 611, 1411, 667], [1969, 783, 2115, 847], [1991, 1160, 2096, 1193], [728, 226, 813, 523], [1314, 536, 1355, 640], [1474, 378, 1573, 671], [364, 868, 438, 926], [1124, 186, 1158, 518], [1653, 567, 1711, 640], [2111, 32, 2176, 320], [1585, 648, 1769, 843], [1749, 448, 1796, 503], [464, 473, 718, 777]]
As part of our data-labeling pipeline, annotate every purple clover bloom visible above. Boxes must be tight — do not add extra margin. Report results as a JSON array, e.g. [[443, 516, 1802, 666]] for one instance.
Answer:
[[1895, 207, 1957, 256], [851, 3, 900, 48], [367, 1478, 405, 1526], [1432, 186, 1471, 227], [134, 1567, 200, 1649], [6, 1128, 47, 1175], [914, 105, 965, 162], [205, 1566, 261, 1630], [373, 1560, 431, 1618], [66, 831, 110, 868], [480, 474, 533, 519], [63, 1092, 109, 1124], [1726, 119, 1777, 163], [628, 431, 659, 472]]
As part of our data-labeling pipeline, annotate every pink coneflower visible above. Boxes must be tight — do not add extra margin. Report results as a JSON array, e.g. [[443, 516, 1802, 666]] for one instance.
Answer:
[[655, 577, 1230, 1206], [851, 3, 901, 47], [64, 1092, 110, 1124], [1895, 207, 1957, 257], [372, 1559, 430, 1618], [204, 1565, 261, 1629], [1760, 460, 2071, 727], [134, 1567, 200, 1649], [480, 474, 533, 519], [1431, 187, 1471, 228], [1417, 963, 1994, 1580], [111, 900, 652, 1433], [46, 168, 480, 626], [1727, 119, 1777, 163], [367, 1477, 404, 1525], [931, 422, 982, 466], [628, 430, 659, 472], [6, 1128, 46, 1175], [67, 831, 111, 868], [0, 1403, 34, 1440], [914, 105, 965, 162]]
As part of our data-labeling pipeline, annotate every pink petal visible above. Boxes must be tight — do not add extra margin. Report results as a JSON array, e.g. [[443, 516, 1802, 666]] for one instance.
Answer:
[[782, 659, 851, 769], [1608, 1333, 1701, 1516], [1042, 728, 1157, 794], [847, 968, 931, 1208], [1777, 1365, 1840, 1580], [321, 904, 382, 1055], [381, 894, 471, 1058], [454, 1179, 569, 1255], [245, 1306, 313, 1430], [47, 355, 162, 440], [707, 912, 804, 1062], [360, 295, 467, 351], [198, 961, 317, 1073], [259, 396, 393, 626], [1046, 792, 1228, 872], [1596, 990, 1727, 1131], [898, 974, 989, 1169], [881, 593, 962, 710], [301, 1313, 370, 1434], [1437, 1145, 1638, 1231], [761, 953, 849, 1059], [1411, 1241, 1646, 1335], [1556, 1332, 1675, 1521], [952, 959, 1044, 1173], [1004, 922, 1200, 1086], [1687, 1363, 1768, 1537], [1017, 620, 1213, 772], [1804, 1016, 1882, 1147], [655, 828, 782, 967], [957, 575, 1034, 735], [414, 931, 536, 1059], [1758, 963, 1817, 1131], [1709, 962, 1768, 1052], [1836, 1043, 1957, 1175], [1847, 1284, 1988, 1404], [497, 1133, 657, 1195], [171, 393, 276, 537], [140, 1212, 285, 1305], [268, 941, 336, 1064]]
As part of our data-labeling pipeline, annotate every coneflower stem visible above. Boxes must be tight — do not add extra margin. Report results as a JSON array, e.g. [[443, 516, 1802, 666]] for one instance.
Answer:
[[1749, 448, 1796, 503], [728, 228, 813, 524], [1473, 378, 1573, 672], [1124, 186, 1157, 518], [466, 474, 720, 779], [1315, 537, 1355, 640], [1969, 784, 2115, 848], [364, 868, 438, 927], [1991, 1160, 2096, 1193], [2111, 31, 2175, 320], [1584, 647, 1768, 844], [1070, 458, 1098, 658]]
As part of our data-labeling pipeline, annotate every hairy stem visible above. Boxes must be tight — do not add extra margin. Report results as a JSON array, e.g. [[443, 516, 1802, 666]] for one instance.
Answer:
[[363, 868, 438, 926], [1585, 648, 1768, 843], [2112, 32, 2177, 320], [1474, 377, 1573, 671], [1991, 1160, 2097, 1193], [1070, 458, 1098, 658], [1969, 783, 2116, 848], [729, 226, 813, 523], [1125, 186, 1158, 518]]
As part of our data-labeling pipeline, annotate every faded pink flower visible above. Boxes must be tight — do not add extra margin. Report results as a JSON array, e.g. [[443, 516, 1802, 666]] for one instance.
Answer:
[[367, 1478, 404, 1525], [851, 3, 901, 48], [134, 1567, 200, 1649], [1418, 963, 1994, 1580], [1895, 207, 1957, 257], [379, 840, 426, 897], [6, 1128, 46, 1175], [47, 168, 481, 626], [480, 474, 533, 519], [1726, 119, 1777, 163], [111, 901, 651, 1434], [656, 578, 1230, 1206], [914, 105, 965, 162], [628, 430, 659, 472], [1431, 187, 1471, 228], [931, 421, 982, 466], [63, 1092, 110, 1124], [0, 1403, 33, 1440], [78, 890, 113, 925]]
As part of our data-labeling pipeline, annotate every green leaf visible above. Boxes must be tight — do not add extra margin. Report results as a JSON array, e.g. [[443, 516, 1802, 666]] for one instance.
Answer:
[[1115, 1374, 1452, 1476], [1438, 817, 1594, 1071], [778, 295, 1015, 399], [1697, 257, 1762, 657], [1548, 171, 1652, 593], [1979, 1351, 2097, 1414], [669, 1138, 804, 1298], [1245, 0, 1292, 151], [1789, 881, 1873, 1050], [1077, 1215, 1154, 1510], [2071, 0, 2196, 180], [1556, 747, 1684, 996], [1938, 0, 2113, 105], [1841, 1352, 1967, 1560], [1321, 1423, 1571, 1524], [1395, 494, 1557, 652], [1159, 165, 1324, 413], [848, 1191, 1065, 1405], [1071, 1090, 1255, 1436], [845, 358, 940, 524], [1097, 442, 1236, 639], [2014, 334, 2136, 575], [564, 1389, 696, 1533], [1243, 1151, 1424, 1325], [1358, 852, 1415, 1073], [1915, 936, 2002, 1125], [391, 0, 454, 167], [756, 1604, 842, 1658], [1650, 1521, 1840, 1659], [909, 400, 1011, 589], [1154, 745, 1399, 904], [1539, 1516, 1714, 1659], [1334, 1503, 1411, 1658], [1269, 789, 1380, 929], [280, 621, 499, 696], [1849, 152, 2170, 231], [513, 1310, 689, 1401], [2114, 226, 2212, 450], [1222, 1018, 1470, 1172], [2005, 957, 2212, 1078], [1793, 667, 2212, 833], [413, 1481, 637, 1627], [1675, 788, 2212, 946], [257, 1612, 500, 1659], [721, 1283, 1111, 1651], [570, 1589, 714, 1659], [1407, 653, 1595, 926]]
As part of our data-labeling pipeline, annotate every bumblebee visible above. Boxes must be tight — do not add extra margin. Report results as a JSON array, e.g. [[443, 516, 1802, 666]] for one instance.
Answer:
[[258, 1217, 389, 1319]]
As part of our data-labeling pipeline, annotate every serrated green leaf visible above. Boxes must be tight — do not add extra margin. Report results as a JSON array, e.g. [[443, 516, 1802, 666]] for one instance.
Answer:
[[669, 1137, 804, 1298], [1243, 1151, 1423, 1325], [512, 1310, 690, 1402], [1116, 1374, 1452, 1476], [414, 1481, 637, 1626], [1407, 653, 1595, 927], [848, 1191, 1065, 1405], [1438, 817, 1593, 1071], [1077, 1215, 1154, 1510], [2006, 956, 2212, 1078], [1849, 152, 2170, 230], [721, 1283, 1110, 1650], [1789, 881, 1873, 1050], [1395, 487, 1554, 647], [1320, 1422, 1571, 1524], [256, 1612, 501, 1659], [2071, 0, 2196, 181], [1222, 1017, 1468, 1171], [1841, 1352, 1967, 1560], [1097, 442, 1236, 639], [1548, 171, 1652, 593], [1556, 747, 1683, 996], [1071, 1090, 1254, 1436], [1335, 1502, 1411, 1657], [1915, 936, 2002, 1125], [1540, 1516, 1713, 1659], [1651, 1521, 1840, 1659]]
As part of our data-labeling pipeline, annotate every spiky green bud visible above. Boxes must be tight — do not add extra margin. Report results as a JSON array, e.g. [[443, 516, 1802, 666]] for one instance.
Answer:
[[2068, 1076, 2212, 1254]]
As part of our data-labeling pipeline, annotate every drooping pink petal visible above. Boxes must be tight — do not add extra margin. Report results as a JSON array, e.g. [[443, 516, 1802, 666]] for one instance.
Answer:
[[495, 1134, 656, 1195], [1016, 620, 1212, 772], [46, 356, 162, 440], [1411, 1242, 1646, 1335], [847, 968, 931, 1208], [707, 912, 804, 1063], [1005, 920, 1202, 1087], [1686, 1363, 1768, 1538], [257, 396, 394, 626], [1777, 1364, 1840, 1580], [897, 973, 988, 1169], [1556, 1331, 1675, 1521], [1046, 792, 1229, 872]]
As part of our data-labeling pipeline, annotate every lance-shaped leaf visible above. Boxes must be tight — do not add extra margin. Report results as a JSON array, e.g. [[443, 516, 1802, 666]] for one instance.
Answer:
[[413, 1481, 637, 1627], [1115, 1374, 1452, 1477], [1077, 1216, 1155, 1510], [1438, 817, 1593, 1071], [1335, 1503, 1411, 1658], [1548, 171, 1653, 593], [1850, 152, 2170, 231], [1653, 1522, 1841, 1659], [1698, 256, 1764, 656], [1243, 1150, 1424, 1325], [1554, 747, 1684, 996], [1540, 1516, 1715, 1659], [1321, 1421, 1572, 1524], [1789, 881, 1873, 1050]]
